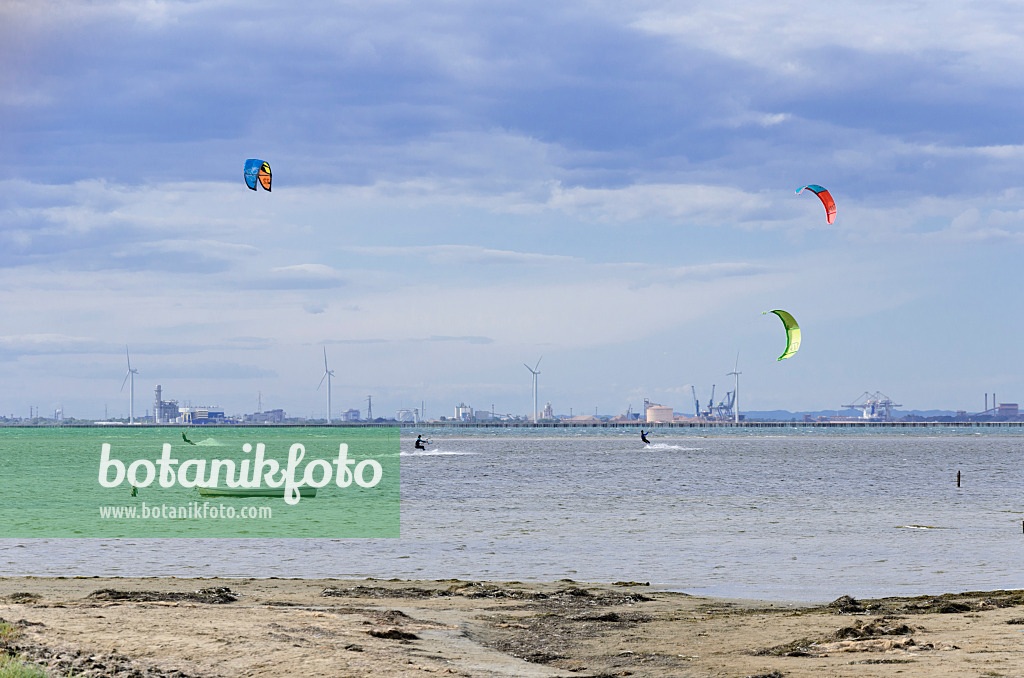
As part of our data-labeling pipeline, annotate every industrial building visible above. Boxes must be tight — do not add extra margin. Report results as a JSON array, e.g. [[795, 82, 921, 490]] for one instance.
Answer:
[[454, 402, 473, 421], [245, 409, 285, 423], [153, 385, 224, 424], [180, 406, 226, 424], [981, 393, 1019, 419], [646, 405, 674, 423], [395, 409, 419, 423], [153, 385, 180, 424]]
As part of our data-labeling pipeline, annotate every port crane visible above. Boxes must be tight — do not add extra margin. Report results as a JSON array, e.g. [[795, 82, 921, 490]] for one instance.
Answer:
[[692, 385, 716, 419], [692, 384, 737, 421], [713, 390, 736, 420]]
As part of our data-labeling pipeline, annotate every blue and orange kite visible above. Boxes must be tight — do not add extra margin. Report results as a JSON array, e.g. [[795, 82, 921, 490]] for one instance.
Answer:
[[244, 159, 272, 192]]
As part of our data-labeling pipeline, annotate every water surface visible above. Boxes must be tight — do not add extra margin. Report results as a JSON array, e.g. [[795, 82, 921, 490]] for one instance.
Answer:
[[2, 426, 1022, 601]]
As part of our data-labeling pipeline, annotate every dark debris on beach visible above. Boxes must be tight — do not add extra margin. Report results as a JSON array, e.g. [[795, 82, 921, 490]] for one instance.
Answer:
[[0, 617, 209, 678], [465, 587, 671, 674], [825, 590, 1024, 616], [87, 587, 238, 604], [4, 593, 41, 604], [322, 580, 668, 673], [749, 590, 1024, 658], [366, 628, 419, 641], [321, 580, 653, 607]]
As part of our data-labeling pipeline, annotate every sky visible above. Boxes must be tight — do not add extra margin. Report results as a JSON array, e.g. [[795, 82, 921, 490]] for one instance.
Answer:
[[3, 0, 1024, 420]]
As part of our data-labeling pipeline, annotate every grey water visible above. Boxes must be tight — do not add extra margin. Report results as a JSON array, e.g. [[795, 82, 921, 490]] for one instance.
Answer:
[[2, 427, 1023, 602]]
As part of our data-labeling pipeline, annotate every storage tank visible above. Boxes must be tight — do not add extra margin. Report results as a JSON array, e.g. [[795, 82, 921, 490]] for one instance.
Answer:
[[646, 405, 674, 423]]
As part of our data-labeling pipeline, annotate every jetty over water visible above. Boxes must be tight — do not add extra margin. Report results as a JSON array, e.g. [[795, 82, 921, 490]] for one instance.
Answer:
[[12, 421, 1024, 429], [398, 420, 1024, 429]]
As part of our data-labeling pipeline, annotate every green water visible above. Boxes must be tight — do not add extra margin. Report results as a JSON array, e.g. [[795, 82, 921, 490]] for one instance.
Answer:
[[0, 427, 399, 538]]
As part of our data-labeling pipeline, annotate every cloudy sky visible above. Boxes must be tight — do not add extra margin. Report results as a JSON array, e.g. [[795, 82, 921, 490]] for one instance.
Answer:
[[3, 0, 1024, 420]]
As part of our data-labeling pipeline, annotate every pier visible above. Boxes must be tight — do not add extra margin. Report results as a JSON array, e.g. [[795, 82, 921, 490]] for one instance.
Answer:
[[7, 421, 1024, 429]]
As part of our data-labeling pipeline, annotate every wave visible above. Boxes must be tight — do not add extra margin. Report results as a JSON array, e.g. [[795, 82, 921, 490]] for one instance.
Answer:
[[400, 449, 476, 457], [895, 525, 951, 530], [645, 443, 702, 451]]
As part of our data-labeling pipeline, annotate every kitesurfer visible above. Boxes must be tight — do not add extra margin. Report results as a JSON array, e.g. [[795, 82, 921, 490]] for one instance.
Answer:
[[640, 430, 651, 445], [182, 430, 196, 445], [415, 435, 429, 450]]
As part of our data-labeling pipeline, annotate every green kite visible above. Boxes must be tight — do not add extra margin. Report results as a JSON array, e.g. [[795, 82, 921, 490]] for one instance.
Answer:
[[765, 309, 801, 361]]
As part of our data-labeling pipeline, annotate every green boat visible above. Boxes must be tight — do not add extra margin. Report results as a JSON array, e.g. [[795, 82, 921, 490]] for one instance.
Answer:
[[197, 486, 317, 498]]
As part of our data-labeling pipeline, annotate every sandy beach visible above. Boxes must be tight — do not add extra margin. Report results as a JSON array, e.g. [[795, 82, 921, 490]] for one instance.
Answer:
[[0, 578, 1023, 677]]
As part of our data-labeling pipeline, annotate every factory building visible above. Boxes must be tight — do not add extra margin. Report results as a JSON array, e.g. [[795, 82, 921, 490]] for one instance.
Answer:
[[454, 402, 473, 421], [395, 409, 417, 423], [180, 406, 225, 424], [246, 409, 285, 423], [998, 403, 1019, 417], [153, 385, 180, 424]]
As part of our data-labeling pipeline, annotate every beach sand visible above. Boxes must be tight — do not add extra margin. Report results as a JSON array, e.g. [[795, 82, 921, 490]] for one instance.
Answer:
[[1, 577, 1023, 677]]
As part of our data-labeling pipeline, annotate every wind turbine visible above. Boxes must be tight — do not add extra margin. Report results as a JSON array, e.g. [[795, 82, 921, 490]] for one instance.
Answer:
[[524, 357, 542, 423], [120, 346, 139, 424], [317, 347, 335, 423], [726, 353, 741, 424]]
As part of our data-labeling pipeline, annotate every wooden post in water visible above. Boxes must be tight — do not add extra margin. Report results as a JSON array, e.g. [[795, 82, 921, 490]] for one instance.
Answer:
[[957, 470, 961, 487]]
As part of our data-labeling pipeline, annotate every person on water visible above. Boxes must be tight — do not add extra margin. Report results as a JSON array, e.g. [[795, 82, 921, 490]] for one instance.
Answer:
[[415, 435, 429, 450], [182, 430, 196, 445], [640, 429, 651, 445]]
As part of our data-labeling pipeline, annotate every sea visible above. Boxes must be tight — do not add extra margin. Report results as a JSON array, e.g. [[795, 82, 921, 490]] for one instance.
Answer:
[[1, 425, 1023, 602]]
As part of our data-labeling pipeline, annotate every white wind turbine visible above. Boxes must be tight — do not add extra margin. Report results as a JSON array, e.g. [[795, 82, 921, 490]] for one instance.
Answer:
[[524, 356, 542, 424], [318, 347, 335, 423], [120, 346, 139, 424], [727, 353, 741, 424]]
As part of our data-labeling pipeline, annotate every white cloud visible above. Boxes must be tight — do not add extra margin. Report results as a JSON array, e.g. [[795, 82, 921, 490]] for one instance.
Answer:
[[344, 245, 579, 266], [0, 333, 107, 355], [712, 111, 793, 129], [545, 183, 773, 224], [298, 258, 786, 349], [631, 2, 1024, 79], [258, 264, 348, 290]]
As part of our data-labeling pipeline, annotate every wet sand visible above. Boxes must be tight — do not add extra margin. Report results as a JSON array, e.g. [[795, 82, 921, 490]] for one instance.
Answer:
[[1, 577, 1023, 677]]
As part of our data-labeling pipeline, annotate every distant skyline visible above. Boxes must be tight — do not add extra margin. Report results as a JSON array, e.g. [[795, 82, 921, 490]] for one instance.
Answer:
[[3, 1, 1024, 420]]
